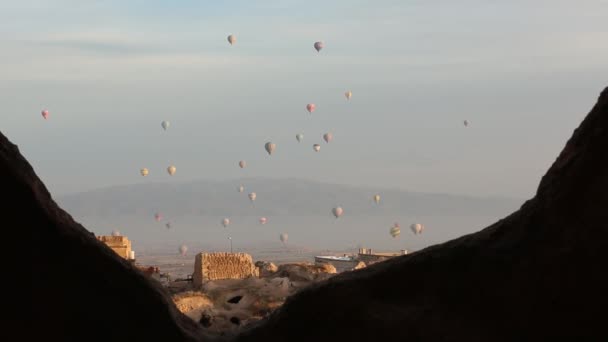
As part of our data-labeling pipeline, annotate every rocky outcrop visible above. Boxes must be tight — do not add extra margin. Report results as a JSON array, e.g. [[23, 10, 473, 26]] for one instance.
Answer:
[[4, 133, 212, 341], [236, 87, 608, 341], [255, 261, 278, 277], [353, 261, 366, 270], [173, 291, 214, 320], [273, 263, 337, 282]]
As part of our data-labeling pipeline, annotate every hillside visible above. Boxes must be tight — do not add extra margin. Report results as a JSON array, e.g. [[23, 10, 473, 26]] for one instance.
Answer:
[[57, 178, 520, 218]]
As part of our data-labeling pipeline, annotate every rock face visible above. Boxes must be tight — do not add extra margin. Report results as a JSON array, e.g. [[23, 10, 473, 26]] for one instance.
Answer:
[[173, 292, 214, 321], [274, 263, 337, 282], [235, 87, 608, 341], [255, 261, 278, 277], [193, 253, 259, 286], [353, 261, 366, 270], [3, 134, 211, 341]]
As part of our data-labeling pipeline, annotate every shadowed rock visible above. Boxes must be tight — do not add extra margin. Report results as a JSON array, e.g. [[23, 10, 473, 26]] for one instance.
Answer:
[[227, 295, 244, 304], [2, 134, 215, 341], [235, 87, 608, 341]]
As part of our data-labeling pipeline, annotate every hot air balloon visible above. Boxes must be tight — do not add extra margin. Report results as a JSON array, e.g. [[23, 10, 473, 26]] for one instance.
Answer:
[[410, 223, 424, 235], [265, 142, 276, 155], [166, 222, 172, 229], [179, 244, 188, 256], [313, 144, 321, 152], [239, 160, 247, 168], [41, 109, 49, 120], [238, 184, 244, 193], [464, 120, 469, 127], [140, 168, 149, 176], [167, 165, 176, 175], [314, 41, 324, 52], [227, 34, 236, 45], [390, 224, 401, 238], [332, 207, 344, 218], [111, 230, 121, 237], [154, 213, 163, 222], [161, 121, 170, 130], [222, 218, 230, 228], [248, 192, 257, 202], [323, 133, 333, 143], [345, 91, 352, 100], [306, 103, 316, 113], [280, 233, 288, 243], [296, 133, 304, 143], [373, 194, 381, 204], [259, 217, 268, 225]]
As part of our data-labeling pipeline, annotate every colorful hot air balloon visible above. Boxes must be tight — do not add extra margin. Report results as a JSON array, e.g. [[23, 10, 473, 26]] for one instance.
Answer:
[[323, 133, 333, 143], [161, 121, 170, 130], [306, 103, 316, 113], [314, 41, 324, 52], [238, 184, 244, 193], [41, 109, 49, 120], [265, 142, 276, 155], [313, 144, 321, 152], [410, 223, 424, 235], [345, 91, 352, 100], [140, 168, 149, 176], [222, 218, 230, 228], [248, 192, 257, 202], [239, 160, 247, 168], [296, 133, 304, 142], [179, 244, 188, 256], [167, 165, 176, 175], [390, 224, 401, 238], [464, 120, 469, 127], [280, 233, 288, 243], [259, 217, 268, 225], [332, 207, 344, 218], [227, 34, 236, 45], [373, 194, 381, 204], [154, 213, 163, 222], [111, 230, 121, 237]]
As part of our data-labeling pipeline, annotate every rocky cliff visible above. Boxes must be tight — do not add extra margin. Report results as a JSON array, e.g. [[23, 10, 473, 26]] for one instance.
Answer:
[[235, 87, 608, 341], [3, 135, 212, 341]]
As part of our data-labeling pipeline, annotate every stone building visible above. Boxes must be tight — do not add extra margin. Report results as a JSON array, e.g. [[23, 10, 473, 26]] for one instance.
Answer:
[[193, 252, 259, 286], [96, 235, 133, 260]]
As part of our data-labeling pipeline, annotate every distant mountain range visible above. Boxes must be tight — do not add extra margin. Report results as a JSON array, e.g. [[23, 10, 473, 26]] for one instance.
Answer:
[[57, 178, 521, 218]]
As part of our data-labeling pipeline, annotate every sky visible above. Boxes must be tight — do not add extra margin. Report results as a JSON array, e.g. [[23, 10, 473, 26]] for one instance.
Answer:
[[2, 0, 607, 198]]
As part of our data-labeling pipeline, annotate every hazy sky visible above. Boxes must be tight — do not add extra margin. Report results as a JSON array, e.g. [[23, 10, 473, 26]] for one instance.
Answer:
[[2, 0, 607, 198]]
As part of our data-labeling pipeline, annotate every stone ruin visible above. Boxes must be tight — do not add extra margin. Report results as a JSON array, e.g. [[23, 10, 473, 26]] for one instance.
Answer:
[[96, 235, 132, 259], [193, 252, 259, 286]]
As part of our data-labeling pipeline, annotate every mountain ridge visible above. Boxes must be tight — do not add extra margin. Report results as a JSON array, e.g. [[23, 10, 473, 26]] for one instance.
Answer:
[[57, 177, 521, 218]]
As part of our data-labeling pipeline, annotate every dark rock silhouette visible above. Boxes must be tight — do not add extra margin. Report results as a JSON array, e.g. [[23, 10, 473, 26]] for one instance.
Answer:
[[3, 135, 213, 341], [235, 87, 608, 341]]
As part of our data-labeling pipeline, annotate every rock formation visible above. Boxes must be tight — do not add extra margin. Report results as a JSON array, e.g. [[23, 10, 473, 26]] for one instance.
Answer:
[[273, 263, 337, 282], [255, 261, 278, 277], [4, 134, 212, 341], [235, 87, 608, 341]]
